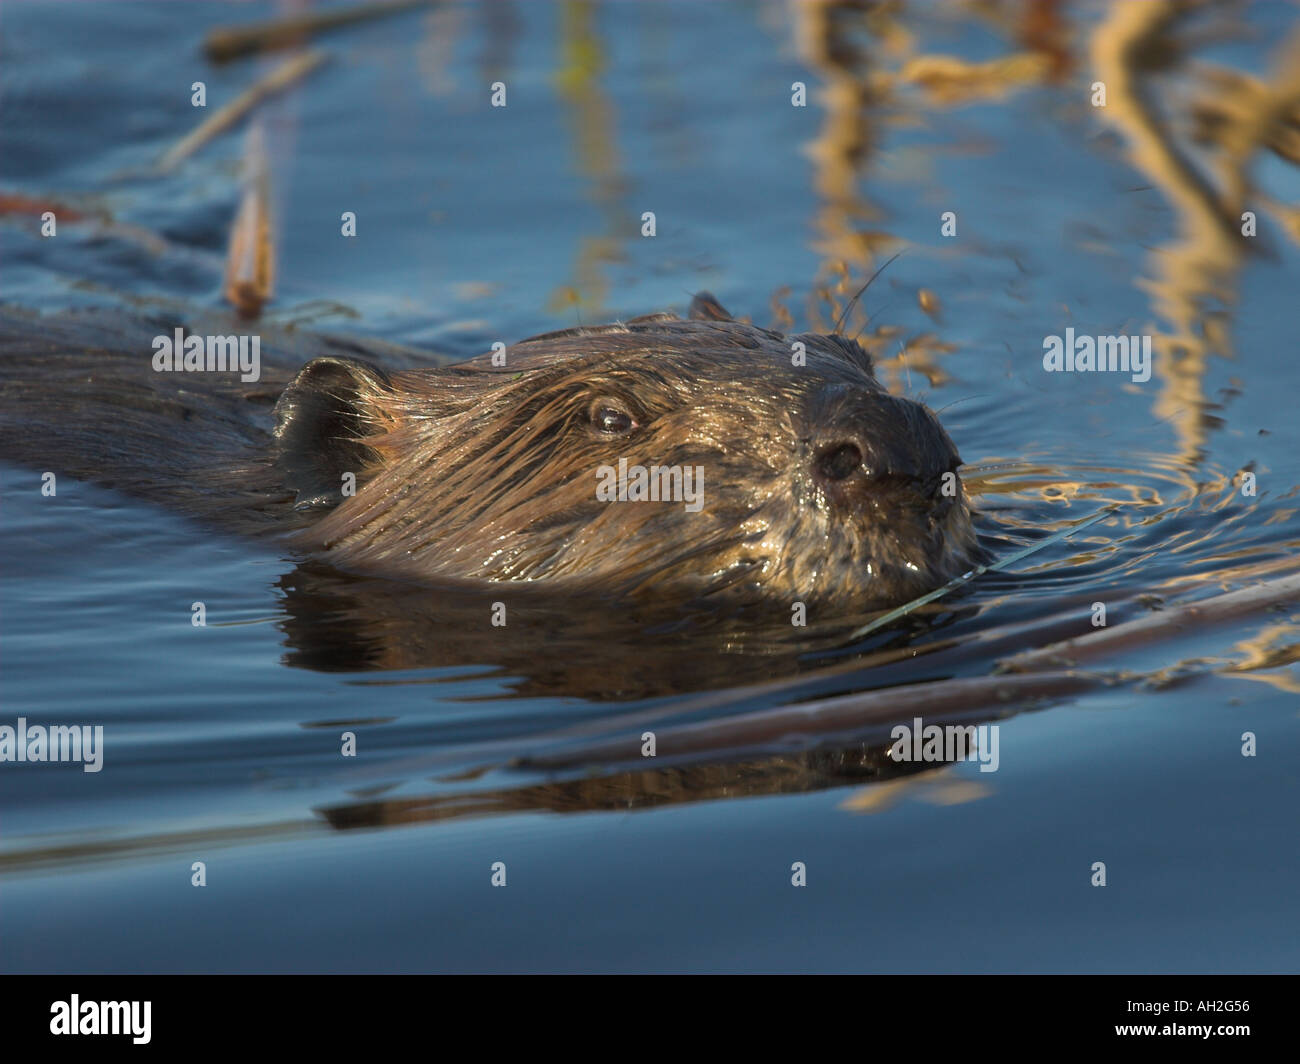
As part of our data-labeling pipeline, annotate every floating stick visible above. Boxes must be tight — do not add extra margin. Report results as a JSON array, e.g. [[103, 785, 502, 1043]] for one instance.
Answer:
[[203, 0, 429, 62], [158, 50, 327, 172], [999, 569, 1300, 672], [223, 122, 275, 317]]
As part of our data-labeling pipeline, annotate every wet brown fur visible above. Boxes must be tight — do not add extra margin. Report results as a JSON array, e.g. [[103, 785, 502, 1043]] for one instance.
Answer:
[[0, 297, 983, 613]]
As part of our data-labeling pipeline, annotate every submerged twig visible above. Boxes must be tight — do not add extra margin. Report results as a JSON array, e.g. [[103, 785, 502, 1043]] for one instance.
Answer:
[[158, 50, 328, 172], [0, 191, 226, 271], [998, 570, 1300, 672]]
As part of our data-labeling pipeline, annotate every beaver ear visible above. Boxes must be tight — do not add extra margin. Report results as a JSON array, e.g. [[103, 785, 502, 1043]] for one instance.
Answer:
[[794, 333, 875, 376], [688, 292, 733, 321], [273, 357, 391, 511]]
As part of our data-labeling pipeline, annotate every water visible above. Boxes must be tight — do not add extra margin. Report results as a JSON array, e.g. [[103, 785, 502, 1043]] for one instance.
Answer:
[[1, 1, 1298, 972]]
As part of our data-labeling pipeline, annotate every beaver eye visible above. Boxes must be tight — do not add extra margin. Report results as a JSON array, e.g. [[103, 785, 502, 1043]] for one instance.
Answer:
[[590, 402, 638, 435]]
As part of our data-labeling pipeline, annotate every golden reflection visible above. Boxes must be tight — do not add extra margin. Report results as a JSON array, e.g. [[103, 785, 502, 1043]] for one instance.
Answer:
[[1091, 1, 1300, 460], [898, 52, 1050, 106], [790, 0, 1064, 379], [549, 0, 628, 316], [794, 0, 892, 332], [840, 770, 992, 813], [789, 0, 1298, 481], [1222, 622, 1300, 694]]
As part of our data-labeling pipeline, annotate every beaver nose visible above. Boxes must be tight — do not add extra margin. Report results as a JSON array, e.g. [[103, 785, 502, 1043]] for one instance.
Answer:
[[811, 394, 959, 501]]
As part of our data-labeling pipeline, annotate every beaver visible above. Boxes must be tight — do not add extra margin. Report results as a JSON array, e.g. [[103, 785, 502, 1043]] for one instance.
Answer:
[[0, 294, 982, 615]]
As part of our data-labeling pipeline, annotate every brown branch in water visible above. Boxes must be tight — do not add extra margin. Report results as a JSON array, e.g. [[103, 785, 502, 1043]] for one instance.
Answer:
[[203, 0, 430, 63], [0, 191, 227, 272], [998, 571, 1300, 673], [0, 192, 95, 223], [158, 51, 328, 172], [224, 123, 276, 318]]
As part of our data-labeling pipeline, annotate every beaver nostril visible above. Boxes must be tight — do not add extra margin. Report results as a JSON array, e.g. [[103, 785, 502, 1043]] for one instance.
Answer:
[[816, 442, 863, 482]]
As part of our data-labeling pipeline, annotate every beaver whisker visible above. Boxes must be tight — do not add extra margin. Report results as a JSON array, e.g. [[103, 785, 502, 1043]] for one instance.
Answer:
[[932, 394, 990, 417], [833, 251, 904, 336]]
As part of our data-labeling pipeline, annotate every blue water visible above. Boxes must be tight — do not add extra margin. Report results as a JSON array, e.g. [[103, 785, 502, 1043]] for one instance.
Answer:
[[1, 1, 1298, 972]]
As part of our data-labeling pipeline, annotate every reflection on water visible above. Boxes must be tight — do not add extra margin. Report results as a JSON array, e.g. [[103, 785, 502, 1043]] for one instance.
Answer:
[[319, 745, 946, 830], [1092, 1, 1300, 462]]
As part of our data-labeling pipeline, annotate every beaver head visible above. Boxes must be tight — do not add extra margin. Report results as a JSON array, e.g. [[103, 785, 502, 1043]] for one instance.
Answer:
[[272, 294, 983, 612]]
